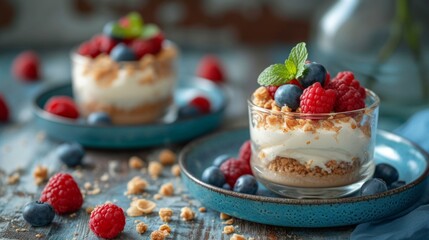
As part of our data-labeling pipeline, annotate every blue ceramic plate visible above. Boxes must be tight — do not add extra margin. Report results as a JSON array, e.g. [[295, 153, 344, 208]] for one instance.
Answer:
[[33, 77, 226, 148], [179, 128, 429, 227]]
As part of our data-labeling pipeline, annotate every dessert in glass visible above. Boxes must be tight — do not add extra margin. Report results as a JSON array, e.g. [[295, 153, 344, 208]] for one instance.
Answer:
[[248, 43, 379, 198], [72, 12, 178, 124]]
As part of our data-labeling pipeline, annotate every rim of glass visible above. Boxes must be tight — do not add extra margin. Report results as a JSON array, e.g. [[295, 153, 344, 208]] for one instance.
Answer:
[[248, 88, 379, 117], [70, 40, 176, 65]]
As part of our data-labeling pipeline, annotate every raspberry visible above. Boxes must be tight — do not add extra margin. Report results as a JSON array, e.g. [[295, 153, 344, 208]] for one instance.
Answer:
[[92, 35, 117, 54], [220, 158, 252, 187], [289, 79, 303, 89], [196, 55, 225, 84], [89, 203, 125, 239], [0, 94, 9, 122], [266, 86, 279, 99], [324, 72, 331, 87], [238, 140, 251, 165], [77, 41, 100, 58], [130, 39, 157, 59], [44, 96, 79, 119], [300, 82, 336, 114], [149, 32, 164, 54], [12, 51, 40, 81], [334, 86, 365, 112], [327, 71, 366, 100], [40, 173, 83, 214], [189, 96, 211, 114]]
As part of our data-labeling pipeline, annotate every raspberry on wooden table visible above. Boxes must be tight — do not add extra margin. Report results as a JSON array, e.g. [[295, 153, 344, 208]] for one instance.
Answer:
[[12, 51, 41, 81], [89, 203, 126, 239], [40, 173, 83, 214]]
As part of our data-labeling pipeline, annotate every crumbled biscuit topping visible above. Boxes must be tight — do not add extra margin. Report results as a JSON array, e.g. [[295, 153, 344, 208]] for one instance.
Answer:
[[159, 208, 173, 222], [159, 182, 174, 196], [127, 176, 148, 194], [148, 162, 163, 179], [129, 156, 144, 169], [180, 207, 195, 221]]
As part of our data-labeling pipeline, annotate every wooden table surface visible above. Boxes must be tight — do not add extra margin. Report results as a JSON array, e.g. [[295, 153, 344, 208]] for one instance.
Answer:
[[0, 47, 387, 240]]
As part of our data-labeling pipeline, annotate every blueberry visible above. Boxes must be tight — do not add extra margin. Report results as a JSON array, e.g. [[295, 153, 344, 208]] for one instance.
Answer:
[[360, 178, 388, 196], [274, 84, 303, 110], [23, 201, 55, 227], [57, 142, 85, 167], [88, 112, 112, 125], [299, 62, 327, 88], [213, 154, 231, 167], [110, 43, 137, 62], [233, 175, 258, 195], [389, 180, 406, 190], [178, 105, 202, 118], [222, 183, 231, 190], [201, 166, 225, 187], [374, 163, 399, 185]]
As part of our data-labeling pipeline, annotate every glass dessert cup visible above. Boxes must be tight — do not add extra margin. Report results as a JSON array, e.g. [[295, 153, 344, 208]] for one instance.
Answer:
[[248, 89, 380, 199], [71, 41, 178, 125]]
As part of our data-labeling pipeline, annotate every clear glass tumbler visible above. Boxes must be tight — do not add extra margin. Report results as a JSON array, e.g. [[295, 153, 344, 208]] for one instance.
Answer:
[[248, 89, 380, 198]]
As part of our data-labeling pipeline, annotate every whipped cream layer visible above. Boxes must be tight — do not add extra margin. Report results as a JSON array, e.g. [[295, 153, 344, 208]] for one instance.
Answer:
[[73, 65, 174, 109], [251, 120, 370, 172]]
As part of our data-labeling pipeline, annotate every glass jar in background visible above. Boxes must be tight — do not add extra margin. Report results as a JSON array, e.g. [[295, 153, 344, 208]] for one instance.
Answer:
[[248, 89, 380, 199], [311, 0, 429, 127]]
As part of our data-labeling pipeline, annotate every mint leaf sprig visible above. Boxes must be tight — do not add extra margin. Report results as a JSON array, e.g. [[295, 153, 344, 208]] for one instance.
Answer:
[[257, 42, 308, 86]]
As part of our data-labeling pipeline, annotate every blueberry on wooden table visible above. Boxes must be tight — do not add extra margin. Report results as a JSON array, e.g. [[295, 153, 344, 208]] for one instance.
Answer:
[[56, 142, 85, 167], [23, 201, 55, 227]]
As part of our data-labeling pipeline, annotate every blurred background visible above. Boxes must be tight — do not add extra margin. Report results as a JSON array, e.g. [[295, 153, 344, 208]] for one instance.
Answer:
[[0, 0, 428, 129]]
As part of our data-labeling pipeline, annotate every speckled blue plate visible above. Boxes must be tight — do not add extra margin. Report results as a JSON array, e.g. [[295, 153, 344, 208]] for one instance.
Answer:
[[33, 77, 226, 148], [179, 128, 429, 227]]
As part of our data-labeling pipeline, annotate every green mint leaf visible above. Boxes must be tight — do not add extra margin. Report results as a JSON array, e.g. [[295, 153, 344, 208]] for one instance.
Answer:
[[285, 59, 297, 77], [286, 42, 308, 78], [257, 64, 294, 86]]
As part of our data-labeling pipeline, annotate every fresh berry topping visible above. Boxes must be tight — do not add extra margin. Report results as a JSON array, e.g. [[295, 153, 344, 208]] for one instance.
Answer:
[[130, 39, 158, 59], [40, 173, 83, 214], [360, 178, 387, 196], [22, 201, 55, 227], [110, 43, 137, 62], [213, 154, 232, 167], [178, 104, 202, 118], [56, 142, 85, 167], [196, 55, 225, 84], [92, 35, 117, 54], [189, 96, 211, 114], [89, 203, 125, 239], [274, 84, 303, 110], [233, 175, 258, 194], [374, 163, 399, 185], [328, 71, 366, 100], [389, 180, 406, 190], [0, 94, 9, 122], [201, 166, 226, 187], [238, 140, 251, 165], [148, 32, 164, 54], [88, 112, 112, 125], [332, 85, 364, 112], [220, 158, 252, 187], [266, 86, 279, 99], [12, 51, 40, 81], [77, 41, 100, 58], [299, 62, 327, 88], [44, 96, 79, 119], [289, 79, 304, 89], [299, 82, 336, 114], [324, 72, 331, 87]]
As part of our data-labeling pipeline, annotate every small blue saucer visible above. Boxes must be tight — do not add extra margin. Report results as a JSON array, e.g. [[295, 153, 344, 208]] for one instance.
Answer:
[[179, 128, 429, 227], [33, 77, 226, 148]]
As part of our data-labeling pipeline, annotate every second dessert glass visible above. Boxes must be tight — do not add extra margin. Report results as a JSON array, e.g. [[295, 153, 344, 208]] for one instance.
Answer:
[[248, 89, 380, 198]]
